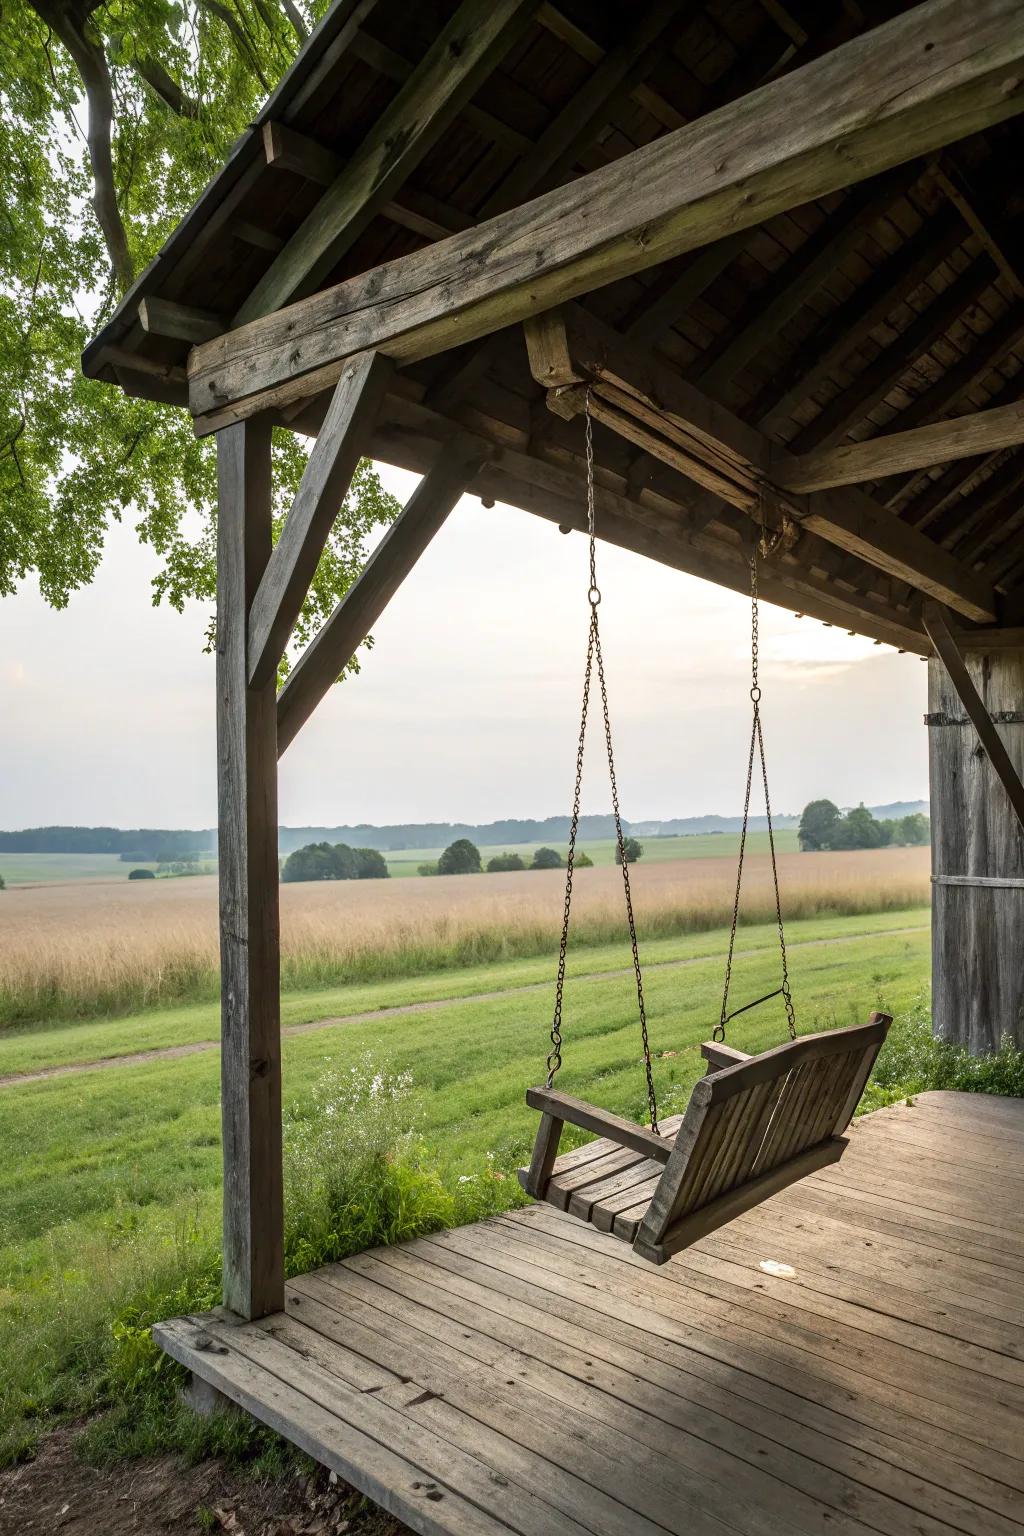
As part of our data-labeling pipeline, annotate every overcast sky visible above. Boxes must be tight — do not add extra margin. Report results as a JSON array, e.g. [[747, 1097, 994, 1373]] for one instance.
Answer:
[[0, 462, 929, 830]]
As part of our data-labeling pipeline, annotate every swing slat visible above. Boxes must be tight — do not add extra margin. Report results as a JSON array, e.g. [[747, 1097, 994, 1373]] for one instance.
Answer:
[[520, 1014, 891, 1264]]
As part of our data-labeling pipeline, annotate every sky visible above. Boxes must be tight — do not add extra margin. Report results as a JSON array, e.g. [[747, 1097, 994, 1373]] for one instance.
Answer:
[[0, 462, 929, 831]]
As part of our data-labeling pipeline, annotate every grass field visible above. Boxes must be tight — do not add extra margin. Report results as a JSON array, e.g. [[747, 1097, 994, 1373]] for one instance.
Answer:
[[383, 829, 799, 874], [0, 908, 932, 1460], [3, 884, 1022, 1472], [0, 846, 930, 1026], [0, 853, 158, 885]]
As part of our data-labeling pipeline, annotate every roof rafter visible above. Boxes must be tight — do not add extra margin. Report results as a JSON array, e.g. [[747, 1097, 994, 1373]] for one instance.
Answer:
[[190, 0, 1024, 432], [234, 0, 539, 325]]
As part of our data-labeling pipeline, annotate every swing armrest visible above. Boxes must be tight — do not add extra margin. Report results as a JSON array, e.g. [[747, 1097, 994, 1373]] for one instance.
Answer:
[[526, 1088, 672, 1163], [701, 1041, 752, 1074]]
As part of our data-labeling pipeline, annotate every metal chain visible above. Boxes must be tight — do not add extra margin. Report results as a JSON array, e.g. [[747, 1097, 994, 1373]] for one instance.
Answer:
[[716, 542, 797, 1043], [548, 393, 660, 1133]]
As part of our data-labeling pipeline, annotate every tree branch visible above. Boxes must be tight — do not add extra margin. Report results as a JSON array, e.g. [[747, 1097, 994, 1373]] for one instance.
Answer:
[[197, 0, 271, 92], [29, 0, 135, 291], [132, 54, 201, 118], [279, 0, 307, 40]]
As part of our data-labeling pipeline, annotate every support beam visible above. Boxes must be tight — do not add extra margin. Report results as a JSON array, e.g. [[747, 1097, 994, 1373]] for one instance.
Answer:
[[782, 400, 1024, 491], [531, 305, 998, 623], [247, 352, 393, 690], [355, 393, 931, 653], [138, 296, 225, 344], [276, 436, 489, 754], [215, 417, 284, 1321], [235, 0, 538, 324], [190, 0, 1024, 431], [923, 602, 1024, 832]]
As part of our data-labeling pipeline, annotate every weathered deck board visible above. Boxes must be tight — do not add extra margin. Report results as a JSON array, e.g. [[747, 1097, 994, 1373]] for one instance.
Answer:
[[157, 1093, 1024, 1536]]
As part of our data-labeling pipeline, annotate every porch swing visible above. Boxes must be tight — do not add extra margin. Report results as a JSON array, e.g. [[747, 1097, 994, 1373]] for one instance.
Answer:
[[519, 395, 890, 1265]]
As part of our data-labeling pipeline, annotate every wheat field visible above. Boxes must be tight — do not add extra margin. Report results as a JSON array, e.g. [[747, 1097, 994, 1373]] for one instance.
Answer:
[[0, 847, 930, 1024]]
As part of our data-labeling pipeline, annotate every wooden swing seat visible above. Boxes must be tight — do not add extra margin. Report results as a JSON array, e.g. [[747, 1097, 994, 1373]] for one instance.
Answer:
[[519, 1013, 891, 1264]]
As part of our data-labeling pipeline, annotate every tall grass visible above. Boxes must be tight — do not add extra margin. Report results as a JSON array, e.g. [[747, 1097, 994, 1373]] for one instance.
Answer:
[[0, 1058, 520, 1467], [0, 850, 930, 1026]]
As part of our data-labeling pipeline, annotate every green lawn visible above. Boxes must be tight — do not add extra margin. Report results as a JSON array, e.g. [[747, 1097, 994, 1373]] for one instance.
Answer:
[[0, 853, 158, 885], [384, 828, 800, 874], [0, 914, 929, 1284]]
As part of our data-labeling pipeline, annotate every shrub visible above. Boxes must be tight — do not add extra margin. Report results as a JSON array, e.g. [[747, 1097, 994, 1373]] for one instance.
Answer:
[[417, 862, 439, 876], [0, 874, 5, 889], [487, 852, 525, 872], [438, 839, 482, 875], [575, 851, 594, 868], [615, 836, 643, 865], [531, 846, 563, 870], [127, 868, 155, 881], [860, 997, 1024, 1111]]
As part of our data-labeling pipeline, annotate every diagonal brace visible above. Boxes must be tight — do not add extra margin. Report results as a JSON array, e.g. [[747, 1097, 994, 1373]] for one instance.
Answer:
[[247, 351, 393, 690], [277, 434, 490, 755]]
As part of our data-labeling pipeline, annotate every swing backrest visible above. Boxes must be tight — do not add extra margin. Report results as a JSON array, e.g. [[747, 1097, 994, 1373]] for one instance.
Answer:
[[632, 1013, 891, 1262]]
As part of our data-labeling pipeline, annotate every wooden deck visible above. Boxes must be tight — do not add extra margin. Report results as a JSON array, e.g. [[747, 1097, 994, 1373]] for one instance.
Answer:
[[157, 1091, 1024, 1536]]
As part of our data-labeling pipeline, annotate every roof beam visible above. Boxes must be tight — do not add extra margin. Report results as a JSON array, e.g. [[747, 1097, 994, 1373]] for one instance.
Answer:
[[533, 304, 998, 624], [782, 400, 1024, 491], [923, 601, 1024, 832], [277, 435, 489, 755], [234, 0, 538, 325], [246, 351, 393, 690], [192, 0, 1024, 433], [359, 393, 930, 654]]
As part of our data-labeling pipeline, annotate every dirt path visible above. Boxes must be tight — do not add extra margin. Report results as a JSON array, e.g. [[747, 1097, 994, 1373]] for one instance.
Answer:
[[0, 1422, 404, 1536], [0, 925, 927, 1090]]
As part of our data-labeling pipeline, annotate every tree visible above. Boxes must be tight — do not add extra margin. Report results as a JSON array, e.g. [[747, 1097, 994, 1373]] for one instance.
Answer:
[[575, 851, 594, 868], [487, 852, 525, 872], [437, 839, 482, 876], [615, 837, 644, 866], [0, 873, 7, 889], [331, 843, 359, 880], [127, 867, 155, 879], [281, 842, 337, 883], [353, 847, 388, 879], [798, 799, 841, 851], [2, 0, 400, 683], [898, 812, 930, 845], [417, 862, 439, 877], [832, 804, 884, 850], [531, 846, 563, 870]]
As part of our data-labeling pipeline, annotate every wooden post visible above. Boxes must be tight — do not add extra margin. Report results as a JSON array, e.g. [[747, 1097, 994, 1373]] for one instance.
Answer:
[[927, 638, 1024, 1054], [216, 416, 285, 1319]]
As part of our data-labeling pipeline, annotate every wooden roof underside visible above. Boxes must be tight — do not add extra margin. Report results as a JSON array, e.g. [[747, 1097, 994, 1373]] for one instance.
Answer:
[[83, 0, 1024, 653]]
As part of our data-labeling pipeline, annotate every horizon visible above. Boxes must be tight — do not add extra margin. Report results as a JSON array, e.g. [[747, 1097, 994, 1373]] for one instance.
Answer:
[[1, 463, 930, 828]]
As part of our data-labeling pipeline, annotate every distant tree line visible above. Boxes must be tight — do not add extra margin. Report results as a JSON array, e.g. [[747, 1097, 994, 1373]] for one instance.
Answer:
[[798, 800, 930, 852], [281, 843, 389, 883], [0, 826, 211, 861], [420, 839, 642, 875]]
